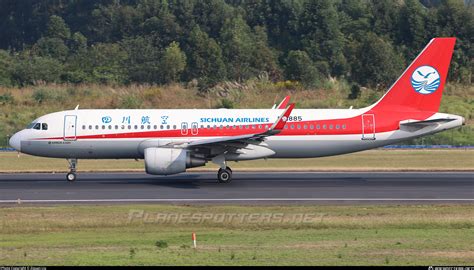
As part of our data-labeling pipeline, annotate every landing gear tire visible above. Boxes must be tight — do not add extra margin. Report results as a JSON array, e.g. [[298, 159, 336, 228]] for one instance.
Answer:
[[66, 172, 76, 182], [217, 167, 232, 183], [66, 158, 78, 182]]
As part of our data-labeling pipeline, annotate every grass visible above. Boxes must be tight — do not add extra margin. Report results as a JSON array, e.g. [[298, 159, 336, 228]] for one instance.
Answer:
[[0, 149, 473, 173], [0, 204, 473, 265]]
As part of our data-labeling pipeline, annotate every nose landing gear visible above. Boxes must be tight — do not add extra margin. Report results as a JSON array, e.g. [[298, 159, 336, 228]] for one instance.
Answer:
[[66, 158, 77, 182]]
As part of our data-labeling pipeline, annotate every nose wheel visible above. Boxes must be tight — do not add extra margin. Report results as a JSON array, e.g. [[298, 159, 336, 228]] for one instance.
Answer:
[[66, 172, 77, 182], [66, 158, 78, 182], [217, 167, 232, 183]]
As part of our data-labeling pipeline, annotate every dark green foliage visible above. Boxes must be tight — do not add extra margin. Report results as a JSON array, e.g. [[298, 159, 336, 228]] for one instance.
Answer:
[[349, 33, 404, 88], [160, 42, 187, 84], [0, 93, 14, 105], [285, 50, 319, 87], [186, 26, 226, 89], [155, 240, 168, 249], [220, 99, 234, 109], [0, 0, 470, 88], [348, 84, 361, 100], [12, 55, 64, 86]]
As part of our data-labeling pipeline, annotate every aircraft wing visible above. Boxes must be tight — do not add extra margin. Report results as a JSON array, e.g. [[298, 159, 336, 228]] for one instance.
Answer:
[[168, 103, 295, 149], [188, 103, 295, 147]]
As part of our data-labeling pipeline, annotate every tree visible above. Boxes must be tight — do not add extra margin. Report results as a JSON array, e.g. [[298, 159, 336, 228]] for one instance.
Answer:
[[186, 26, 226, 89], [251, 26, 281, 80], [350, 33, 404, 88], [33, 15, 72, 61], [121, 36, 161, 83], [0, 50, 13, 86], [285, 50, 319, 87], [12, 53, 64, 85], [299, 0, 347, 76], [87, 43, 128, 84], [220, 15, 256, 80], [398, 0, 427, 58], [47, 15, 71, 40], [160, 41, 186, 83]]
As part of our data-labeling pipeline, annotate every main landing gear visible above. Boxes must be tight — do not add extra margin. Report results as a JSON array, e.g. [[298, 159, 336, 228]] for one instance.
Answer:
[[66, 158, 77, 182], [217, 166, 233, 184]]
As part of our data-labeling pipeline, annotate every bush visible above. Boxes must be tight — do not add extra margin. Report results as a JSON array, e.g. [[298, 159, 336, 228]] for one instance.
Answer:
[[12, 55, 63, 85], [348, 84, 361, 100], [220, 98, 234, 109], [120, 94, 142, 109], [0, 93, 14, 105], [32, 88, 65, 104], [155, 240, 168, 249]]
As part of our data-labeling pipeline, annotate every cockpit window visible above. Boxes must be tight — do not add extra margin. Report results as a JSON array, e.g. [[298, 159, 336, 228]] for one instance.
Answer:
[[33, 123, 41, 130], [42, 123, 48, 130]]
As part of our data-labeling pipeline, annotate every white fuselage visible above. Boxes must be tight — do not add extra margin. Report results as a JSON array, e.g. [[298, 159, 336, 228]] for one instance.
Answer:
[[9, 107, 464, 160]]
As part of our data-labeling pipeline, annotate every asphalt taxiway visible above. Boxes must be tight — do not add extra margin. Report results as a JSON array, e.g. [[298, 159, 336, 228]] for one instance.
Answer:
[[0, 172, 472, 204]]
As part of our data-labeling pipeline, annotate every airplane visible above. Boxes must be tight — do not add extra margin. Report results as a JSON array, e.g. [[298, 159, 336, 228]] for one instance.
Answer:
[[8, 37, 465, 183]]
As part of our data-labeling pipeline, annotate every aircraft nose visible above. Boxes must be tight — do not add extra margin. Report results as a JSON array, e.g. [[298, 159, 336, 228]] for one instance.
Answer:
[[9, 132, 21, 151]]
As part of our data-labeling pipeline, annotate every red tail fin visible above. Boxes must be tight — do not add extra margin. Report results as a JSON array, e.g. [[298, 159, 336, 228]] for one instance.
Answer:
[[372, 38, 456, 113]]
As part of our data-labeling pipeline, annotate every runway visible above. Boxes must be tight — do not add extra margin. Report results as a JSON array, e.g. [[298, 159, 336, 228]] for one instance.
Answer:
[[0, 172, 473, 204]]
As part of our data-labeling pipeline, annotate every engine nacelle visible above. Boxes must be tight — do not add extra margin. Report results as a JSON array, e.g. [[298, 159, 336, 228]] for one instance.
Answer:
[[144, 148, 206, 175]]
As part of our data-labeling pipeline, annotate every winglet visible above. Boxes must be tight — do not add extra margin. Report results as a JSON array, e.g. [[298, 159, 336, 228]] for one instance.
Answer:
[[276, 96, 291, 109], [270, 103, 295, 132]]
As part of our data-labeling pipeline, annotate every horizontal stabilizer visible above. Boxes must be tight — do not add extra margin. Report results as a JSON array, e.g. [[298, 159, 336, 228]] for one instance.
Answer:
[[399, 118, 455, 132]]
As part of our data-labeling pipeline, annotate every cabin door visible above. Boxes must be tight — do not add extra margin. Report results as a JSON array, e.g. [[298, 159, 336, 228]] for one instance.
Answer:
[[362, 114, 376, 140], [64, 115, 77, 141]]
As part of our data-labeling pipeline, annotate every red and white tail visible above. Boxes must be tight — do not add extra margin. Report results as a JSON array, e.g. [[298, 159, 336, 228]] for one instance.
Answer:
[[372, 37, 456, 113]]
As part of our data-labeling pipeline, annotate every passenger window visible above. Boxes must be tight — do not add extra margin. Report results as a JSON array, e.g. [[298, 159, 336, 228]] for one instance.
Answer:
[[108, 125, 112, 129], [42, 123, 48, 130], [33, 123, 41, 130], [95, 125, 99, 130], [154, 125, 157, 129], [323, 124, 327, 129], [102, 125, 106, 130], [89, 125, 92, 130], [147, 125, 151, 130], [316, 124, 320, 130], [291, 124, 295, 129], [310, 124, 314, 130], [336, 124, 340, 129], [297, 124, 301, 129], [134, 125, 138, 129], [329, 124, 333, 129], [173, 125, 177, 129], [342, 124, 346, 129]]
